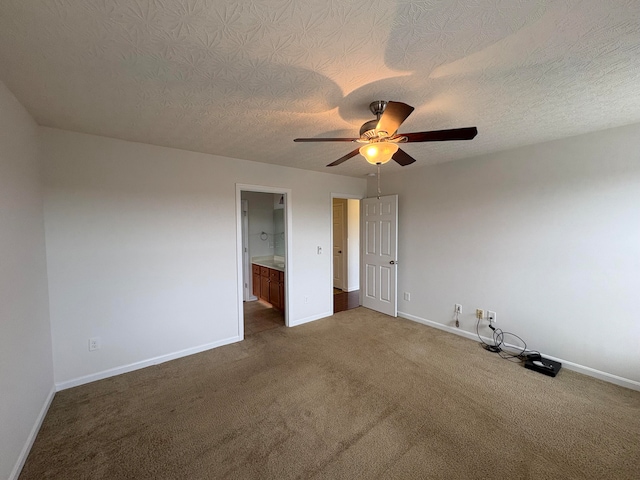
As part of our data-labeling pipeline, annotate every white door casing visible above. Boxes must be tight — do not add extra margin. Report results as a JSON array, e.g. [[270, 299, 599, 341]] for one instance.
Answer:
[[241, 199, 254, 301], [236, 184, 292, 335], [333, 199, 346, 290], [361, 195, 398, 317]]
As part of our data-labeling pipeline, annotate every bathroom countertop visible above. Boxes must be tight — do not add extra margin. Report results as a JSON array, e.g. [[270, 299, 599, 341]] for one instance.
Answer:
[[252, 257, 285, 272]]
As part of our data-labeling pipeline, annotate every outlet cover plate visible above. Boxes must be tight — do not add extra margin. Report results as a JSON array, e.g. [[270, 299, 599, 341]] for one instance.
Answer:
[[89, 337, 101, 351]]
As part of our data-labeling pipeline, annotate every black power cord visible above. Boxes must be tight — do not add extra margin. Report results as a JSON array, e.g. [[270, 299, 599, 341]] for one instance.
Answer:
[[476, 317, 540, 363]]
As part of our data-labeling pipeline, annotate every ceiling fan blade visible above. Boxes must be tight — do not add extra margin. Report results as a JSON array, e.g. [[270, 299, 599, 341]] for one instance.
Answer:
[[326, 148, 360, 167], [294, 137, 358, 142], [392, 148, 416, 166], [376, 101, 414, 136], [402, 127, 478, 142]]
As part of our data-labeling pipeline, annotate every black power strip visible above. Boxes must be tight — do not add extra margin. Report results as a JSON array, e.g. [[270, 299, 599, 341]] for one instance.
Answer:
[[524, 356, 562, 377]]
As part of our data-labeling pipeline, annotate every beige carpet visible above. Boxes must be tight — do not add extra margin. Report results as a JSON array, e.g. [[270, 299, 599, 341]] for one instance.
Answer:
[[20, 308, 640, 479]]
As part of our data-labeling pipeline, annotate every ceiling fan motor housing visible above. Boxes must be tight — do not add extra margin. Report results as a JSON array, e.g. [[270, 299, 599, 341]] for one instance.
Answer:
[[359, 119, 380, 139], [360, 100, 390, 139]]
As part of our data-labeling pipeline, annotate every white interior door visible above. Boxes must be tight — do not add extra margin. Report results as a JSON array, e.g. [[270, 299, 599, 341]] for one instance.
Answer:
[[361, 195, 398, 317], [333, 200, 346, 290]]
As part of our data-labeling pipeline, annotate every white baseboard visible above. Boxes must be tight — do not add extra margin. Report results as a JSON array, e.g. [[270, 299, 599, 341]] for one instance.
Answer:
[[55, 335, 242, 391], [398, 311, 640, 392], [10, 385, 56, 480], [289, 311, 332, 327], [536, 354, 640, 391], [399, 311, 488, 343]]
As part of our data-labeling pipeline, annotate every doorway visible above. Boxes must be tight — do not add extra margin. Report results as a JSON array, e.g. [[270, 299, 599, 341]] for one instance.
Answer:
[[236, 185, 291, 338], [331, 195, 361, 313]]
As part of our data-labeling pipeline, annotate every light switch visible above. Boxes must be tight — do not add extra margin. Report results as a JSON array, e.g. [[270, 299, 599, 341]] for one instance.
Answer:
[[317, 246, 322, 255]]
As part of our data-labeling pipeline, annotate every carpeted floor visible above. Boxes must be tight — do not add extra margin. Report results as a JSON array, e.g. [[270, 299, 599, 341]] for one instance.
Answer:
[[20, 308, 640, 479]]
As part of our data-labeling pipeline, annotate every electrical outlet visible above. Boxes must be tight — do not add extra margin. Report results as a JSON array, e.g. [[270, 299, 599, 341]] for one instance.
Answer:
[[487, 311, 497, 324], [476, 309, 484, 320], [454, 304, 462, 314], [89, 337, 101, 351], [304, 296, 309, 304], [404, 292, 411, 301]]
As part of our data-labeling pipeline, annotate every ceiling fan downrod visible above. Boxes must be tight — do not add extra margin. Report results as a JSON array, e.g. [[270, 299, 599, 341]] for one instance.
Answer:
[[369, 100, 388, 119]]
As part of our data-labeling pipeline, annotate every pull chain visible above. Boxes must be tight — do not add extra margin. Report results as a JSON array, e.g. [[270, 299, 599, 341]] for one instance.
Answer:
[[377, 163, 381, 199]]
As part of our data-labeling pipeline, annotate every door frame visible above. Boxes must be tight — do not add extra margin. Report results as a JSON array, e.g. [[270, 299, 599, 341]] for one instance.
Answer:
[[241, 199, 256, 302], [236, 184, 293, 338], [330, 193, 363, 313], [332, 198, 347, 291]]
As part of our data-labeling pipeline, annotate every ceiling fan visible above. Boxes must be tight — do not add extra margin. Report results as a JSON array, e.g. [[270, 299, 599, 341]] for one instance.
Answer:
[[294, 101, 478, 167]]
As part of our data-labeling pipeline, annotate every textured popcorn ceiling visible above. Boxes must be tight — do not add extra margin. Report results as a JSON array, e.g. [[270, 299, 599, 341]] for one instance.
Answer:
[[1, 0, 639, 177]]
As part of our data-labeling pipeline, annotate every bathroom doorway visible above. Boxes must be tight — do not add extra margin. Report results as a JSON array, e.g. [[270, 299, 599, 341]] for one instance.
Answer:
[[331, 195, 361, 313], [236, 184, 291, 338]]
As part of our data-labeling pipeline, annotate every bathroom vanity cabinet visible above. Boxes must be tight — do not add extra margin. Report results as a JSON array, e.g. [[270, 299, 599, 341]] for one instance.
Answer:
[[252, 264, 285, 312]]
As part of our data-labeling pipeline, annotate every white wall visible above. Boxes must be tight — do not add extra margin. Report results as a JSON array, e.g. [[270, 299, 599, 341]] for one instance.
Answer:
[[347, 199, 360, 291], [41, 128, 366, 386], [0, 82, 54, 479], [371, 123, 640, 385]]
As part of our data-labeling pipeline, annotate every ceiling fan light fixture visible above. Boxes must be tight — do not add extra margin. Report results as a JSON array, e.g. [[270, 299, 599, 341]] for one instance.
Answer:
[[295, 100, 477, 168], [359, 142, 398, 165]]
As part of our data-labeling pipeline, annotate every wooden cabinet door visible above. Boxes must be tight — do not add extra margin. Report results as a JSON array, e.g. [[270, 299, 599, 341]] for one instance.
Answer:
[[252, 265, 260, 297], [269, 270, 280, 309], [260, 276, 270, 301], [279, 271, 285, 311], [259, 266, 270, 301]]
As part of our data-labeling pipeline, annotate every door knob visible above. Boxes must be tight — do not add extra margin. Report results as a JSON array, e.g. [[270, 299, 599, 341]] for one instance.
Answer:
[[390, 260, 397, 265], [338, 250, 342, 253]]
